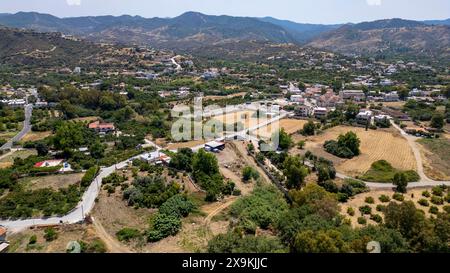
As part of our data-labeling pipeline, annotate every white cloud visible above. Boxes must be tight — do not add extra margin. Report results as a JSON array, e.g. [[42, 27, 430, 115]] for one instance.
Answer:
[[366, 0, 382, 6], [66, 0, 81, 6]]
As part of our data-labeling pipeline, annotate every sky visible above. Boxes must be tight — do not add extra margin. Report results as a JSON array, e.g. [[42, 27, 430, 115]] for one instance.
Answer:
[[0, 0, 449, 24]]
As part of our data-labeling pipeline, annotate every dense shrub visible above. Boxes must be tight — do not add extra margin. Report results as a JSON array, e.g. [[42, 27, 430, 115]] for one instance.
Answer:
[[393, 193, 404, 202], [370, 214, 383, 224], [379, 195, 391, 203], [422, 191, 431, 198], [357, 217, 367, 225], [158, 195, 195, 218], [430, 196, 444, 205], [116, 228, 141, 242], [242, 166, 260, 182], [81, 166, 99, 188], [376, 205, 386, 212], [418, 199, 430, 207], [429, 206, 439, 215], [44, 227, 58, 242], [147, 213, 182, 242], [432, 186, 444, 197], [347, 207, 355, 216], [359, 205, 372, 215], [365, 197, 375, 204]]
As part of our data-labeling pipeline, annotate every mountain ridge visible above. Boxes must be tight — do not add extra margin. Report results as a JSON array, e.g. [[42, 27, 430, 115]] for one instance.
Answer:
[[0, 11, 449, 59]]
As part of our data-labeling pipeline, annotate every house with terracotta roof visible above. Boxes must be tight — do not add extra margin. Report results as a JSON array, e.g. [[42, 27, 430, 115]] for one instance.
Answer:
[[34, 160, 72, 173], [88, 121, 116, 133]]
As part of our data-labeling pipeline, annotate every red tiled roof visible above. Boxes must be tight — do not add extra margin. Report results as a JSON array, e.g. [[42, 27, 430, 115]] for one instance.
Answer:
[[0, 226, 6, 236]]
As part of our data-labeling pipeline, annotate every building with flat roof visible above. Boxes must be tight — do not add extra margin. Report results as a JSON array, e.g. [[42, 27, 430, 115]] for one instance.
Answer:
[[205, 141, 226, 152], [313, 107, 328, 119], [356, 110, 373, 125], [340, 90, 366, 102]]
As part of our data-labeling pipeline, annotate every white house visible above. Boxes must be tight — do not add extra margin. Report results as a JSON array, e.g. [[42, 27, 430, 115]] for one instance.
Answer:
[[356, 110, 373, 125], [313, 107, 328, 119]]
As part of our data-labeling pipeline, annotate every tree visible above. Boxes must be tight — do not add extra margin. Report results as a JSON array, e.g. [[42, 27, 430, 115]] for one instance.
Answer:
[[297, 140, 306, 150], [276, 129, 293, 151], [169, 148, 193, 172], [384, 201, 426, 240], [283, 156, 308, 189], [147, 213, 181, 242], [430, 113, 444, 130], [345, 103, 360, 121], [158, 195, 195, 218], [36, 142, 49, 156], [293, 229, 349, 253], [337, 131, 361, 156], [301, 121, 315, 136], [393, 173, 408, 193], [192, 149, 219, 177], [89, 140, 105, 159], [247, 143, 255, 154]]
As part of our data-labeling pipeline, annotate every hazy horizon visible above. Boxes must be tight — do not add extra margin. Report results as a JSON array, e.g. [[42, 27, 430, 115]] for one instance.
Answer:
[[0, 0, 449, 25]]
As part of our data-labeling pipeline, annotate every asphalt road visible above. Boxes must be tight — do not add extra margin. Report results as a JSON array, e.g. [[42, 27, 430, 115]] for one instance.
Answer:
[[0, 104, 33, 150]]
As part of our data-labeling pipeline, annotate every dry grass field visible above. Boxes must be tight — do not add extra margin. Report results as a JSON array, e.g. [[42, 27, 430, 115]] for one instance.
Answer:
[[212, 110, 266, 129], [166, 140, 207, 150], [21, 131, 53, 142], [382, 101, 406, 109], [294, 126, 417, 177], [19, 173, 84, 190], [417, 138, 450, 181], [252, 119, 308, 139]]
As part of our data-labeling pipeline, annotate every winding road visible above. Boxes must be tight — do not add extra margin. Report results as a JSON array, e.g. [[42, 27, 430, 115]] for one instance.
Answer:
[[0, 104, 33, 150]]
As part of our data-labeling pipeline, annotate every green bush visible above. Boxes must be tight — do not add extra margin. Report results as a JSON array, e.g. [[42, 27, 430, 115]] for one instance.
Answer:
[[443, 206, 450, 214], [359, 205, 372, 215], [365, 197, 375, 204], [418, 199, 430, 207], [242, 166, 260, 183], [29, 235, 37, 245], [431, 196, 444, 205], [379, 195, 390, 203], [376, 204, 386, 212], [347, 207, 355, 216], [370, 214, 383, 224], [393, 193, 404, 202], [81, 166, 99, 188], [147, 213, 182, 242], [422, 191, 431, 198], [357, 217, 367, 225], [158, 195, 195, 218], [432, 186, 444, 197], [44, 227, 58, 242], [116, 228, 141, 242], [79, 239, 107, 253], [429, 206, 439, 215]]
